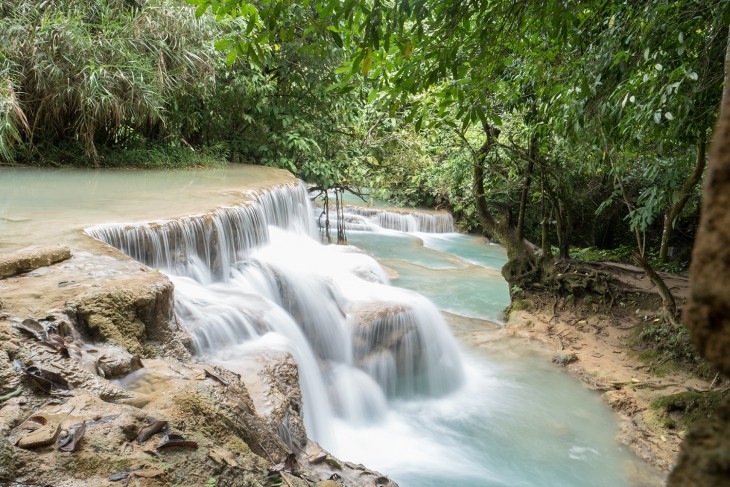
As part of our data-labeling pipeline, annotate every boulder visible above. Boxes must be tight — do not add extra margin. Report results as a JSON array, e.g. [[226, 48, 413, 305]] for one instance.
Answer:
[[67, 278, 191, 359]]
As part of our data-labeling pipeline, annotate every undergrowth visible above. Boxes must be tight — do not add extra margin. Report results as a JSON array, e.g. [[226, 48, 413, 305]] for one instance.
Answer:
[[13, 141, 229, 169], [634, 318, 715, 379], [571, 245, 688, 275], [650, 390, 728, 430]]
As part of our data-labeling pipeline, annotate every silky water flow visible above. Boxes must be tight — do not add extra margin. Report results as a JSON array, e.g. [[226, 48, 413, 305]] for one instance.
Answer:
[[84, 181, 662, 487]]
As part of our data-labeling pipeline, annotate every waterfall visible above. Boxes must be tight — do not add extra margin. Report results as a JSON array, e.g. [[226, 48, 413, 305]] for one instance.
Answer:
[[85, 181, 464, 450], [318, 206, 455, 233]]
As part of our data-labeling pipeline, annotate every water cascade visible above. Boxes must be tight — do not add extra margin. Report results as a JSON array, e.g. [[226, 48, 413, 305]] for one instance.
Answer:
[[85, 182, 464, 449], [318, 205, 455, 233], [0, 167, 665, 486]]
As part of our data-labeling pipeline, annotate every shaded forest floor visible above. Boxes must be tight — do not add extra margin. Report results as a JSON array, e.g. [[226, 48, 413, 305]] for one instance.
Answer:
[[504, 261, 727, 473]]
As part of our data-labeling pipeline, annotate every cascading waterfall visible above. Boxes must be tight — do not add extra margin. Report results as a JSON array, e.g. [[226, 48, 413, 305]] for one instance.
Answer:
[[85, 182, 464, 451], [318, 205, 455, 233]]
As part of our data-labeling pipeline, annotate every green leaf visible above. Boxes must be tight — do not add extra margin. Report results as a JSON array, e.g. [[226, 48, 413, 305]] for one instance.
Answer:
[[330, 30, 344, 48], [415, 116, 423, 132], [214, 39, 232, 51], [195, 4, 208, 18], [362, 49, 373, 76], [226, 49, 237, 66]]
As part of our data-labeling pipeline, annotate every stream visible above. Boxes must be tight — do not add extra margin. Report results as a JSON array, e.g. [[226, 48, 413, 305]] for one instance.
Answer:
[[0, 167, 661, 486]]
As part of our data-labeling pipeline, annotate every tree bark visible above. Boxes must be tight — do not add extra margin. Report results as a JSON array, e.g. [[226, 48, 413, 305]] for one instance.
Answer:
[[632, 252, 677, 325], [472, 123, 539, 289], [556, 199, 571, 259], [517, 136, 536, 240], [658, 134, 707, 262], [667, 25, 730, 487], [540, 171, 552, 259], [472, 124, 525, 259]]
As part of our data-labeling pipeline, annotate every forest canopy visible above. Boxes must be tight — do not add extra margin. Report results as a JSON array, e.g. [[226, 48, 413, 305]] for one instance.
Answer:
[[1, 0, 728, 277]]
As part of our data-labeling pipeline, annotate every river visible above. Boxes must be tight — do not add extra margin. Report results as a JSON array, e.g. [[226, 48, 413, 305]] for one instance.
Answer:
[[0, 166, 662, 486]]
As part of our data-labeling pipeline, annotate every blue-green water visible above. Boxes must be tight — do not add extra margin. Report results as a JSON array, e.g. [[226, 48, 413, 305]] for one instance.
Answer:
[[0, 168, 663, 486], [340, 228, 663, 487]]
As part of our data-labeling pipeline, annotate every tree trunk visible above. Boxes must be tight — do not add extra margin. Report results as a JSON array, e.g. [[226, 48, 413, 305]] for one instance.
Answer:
[[667, 25, 730, 487], [658, 134, 707, 262], [472, 123, 538, 289], [472, 125, 525, 258], [336, 188, 347, 244], [517, 136, 536, 240], [632, 253, 677, 325], [540, 173, 552, 259], [557, 199, 571, 259], [322, 192, 332, 243]]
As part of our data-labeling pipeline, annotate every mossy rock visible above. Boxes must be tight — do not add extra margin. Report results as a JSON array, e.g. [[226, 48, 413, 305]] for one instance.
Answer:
[[511, 299, 534, 311], [552, 352, 578, 366], [68, 279, 189, 359], [0, 439, 17, 484], [651, 390, 727, 430]]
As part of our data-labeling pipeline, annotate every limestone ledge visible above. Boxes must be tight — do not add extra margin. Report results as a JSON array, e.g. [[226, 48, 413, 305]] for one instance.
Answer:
[[0, 246, 398, 487], [0, 245, 72, 278]]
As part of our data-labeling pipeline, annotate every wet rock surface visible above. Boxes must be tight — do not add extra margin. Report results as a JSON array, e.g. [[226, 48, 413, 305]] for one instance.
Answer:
[[0, 251, 399, 487], [0, 244, 72, 278], [68, 279, 191, 360]]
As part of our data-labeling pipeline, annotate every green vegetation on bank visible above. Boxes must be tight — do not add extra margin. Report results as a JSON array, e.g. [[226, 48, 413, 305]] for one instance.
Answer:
[[651, 390, 728, 430]]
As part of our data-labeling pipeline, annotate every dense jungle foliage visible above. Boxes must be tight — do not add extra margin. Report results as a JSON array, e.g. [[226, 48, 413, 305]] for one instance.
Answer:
[[2, 0, 728, 284]]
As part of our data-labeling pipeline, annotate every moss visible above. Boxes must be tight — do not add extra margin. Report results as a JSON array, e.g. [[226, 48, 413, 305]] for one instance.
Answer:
[[0, 439, 18, 483], [511, 299, 534, 311], [172, 391, 256, 456], [70, 280, 176, 358], [651, 390, 727, 430], [60, 455, 133, 479], [73, 290, 147, 355], [226, 436, 253, 456], [325, 458, 342, 470], [630, 322, 716, 380]]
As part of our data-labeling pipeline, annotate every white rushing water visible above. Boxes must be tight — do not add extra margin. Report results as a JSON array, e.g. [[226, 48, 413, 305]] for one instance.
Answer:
[[81, 178, 662, 487], [85, 183, 465, 451]]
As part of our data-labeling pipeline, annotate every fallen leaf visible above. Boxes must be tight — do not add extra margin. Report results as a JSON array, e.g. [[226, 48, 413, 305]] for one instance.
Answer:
[[58, 422, 86, 452], [24, 366, 70, 393], [109, 466, 143, 482], [136, 418, 168, 444], [156, 433, 198, 449], [14, 319, 47, 341], [209, 447, 238, 467], [204, 368, 229, 386], [131, 468, 164, 478]]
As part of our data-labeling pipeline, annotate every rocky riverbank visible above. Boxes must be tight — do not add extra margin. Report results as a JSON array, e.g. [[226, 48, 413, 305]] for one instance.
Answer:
[[499, 263, 726, 479], [0, 244, 397, 487]]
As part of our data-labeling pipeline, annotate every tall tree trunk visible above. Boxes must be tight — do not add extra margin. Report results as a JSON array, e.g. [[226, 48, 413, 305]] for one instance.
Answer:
[[658, 133, 707, 262], [517, 136, 536, 240], [540, 171, 552, 259], [336, 188, 347, 244], [472, 123, 538, 289], [557, 199, 571, 260], [472, 125, 524, 258], [668, 25, 730, 487]]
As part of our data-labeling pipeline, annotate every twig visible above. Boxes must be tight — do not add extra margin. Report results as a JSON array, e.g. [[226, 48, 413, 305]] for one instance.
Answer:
[[708, 372, 721, 390]]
